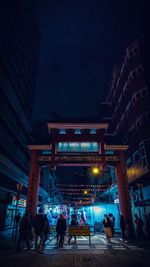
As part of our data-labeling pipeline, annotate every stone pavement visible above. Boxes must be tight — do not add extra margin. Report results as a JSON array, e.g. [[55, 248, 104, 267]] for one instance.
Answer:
[[0, 244, 150, 267], [0, 233, 150, 267]]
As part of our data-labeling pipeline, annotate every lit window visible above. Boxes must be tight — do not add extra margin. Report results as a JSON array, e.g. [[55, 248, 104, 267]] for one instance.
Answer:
[[60, 129, 66, 134], [90, 129, 96, 134], [75, 129, 81, 134]]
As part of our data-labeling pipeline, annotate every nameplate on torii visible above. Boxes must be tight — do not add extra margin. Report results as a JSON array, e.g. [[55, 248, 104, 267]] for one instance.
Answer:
[[37, 155, 119, 162]]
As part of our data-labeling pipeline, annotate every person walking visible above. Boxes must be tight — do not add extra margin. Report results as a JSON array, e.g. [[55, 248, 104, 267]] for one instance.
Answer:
[[15, 212, 21, 228], [68, 215, 78, 244], [103, 214, 112, 243], [56, 214, 67, 247], [16, 212, 31, 251], [33, 208, 46, 253], [135, 214, 144, 239], [109, 213, 115, 237], [146, 213, 150, 238], [43, 214, 50, 248], [120, 214, 127, 242]]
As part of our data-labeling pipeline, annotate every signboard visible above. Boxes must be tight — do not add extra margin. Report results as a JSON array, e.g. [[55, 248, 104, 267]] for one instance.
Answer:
[[12, 196, 26, 207], [69, 225, 90, 236], [38, 155, 119, 163], [57, 142, 99, 152]]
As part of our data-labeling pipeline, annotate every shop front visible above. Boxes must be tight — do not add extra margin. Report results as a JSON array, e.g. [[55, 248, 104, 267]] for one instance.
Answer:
[[5, 196, 26, 228]]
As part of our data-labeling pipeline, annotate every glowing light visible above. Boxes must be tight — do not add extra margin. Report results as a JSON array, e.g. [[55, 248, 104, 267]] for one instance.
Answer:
[[84, 190, 88, 195], [92, 206, 104, 213], [92, 166, 101, 175]]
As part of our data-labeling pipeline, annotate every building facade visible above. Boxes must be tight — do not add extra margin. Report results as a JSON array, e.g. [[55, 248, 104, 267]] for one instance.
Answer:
[[106, 36, 150, 225], [0, 0, 44, 229]]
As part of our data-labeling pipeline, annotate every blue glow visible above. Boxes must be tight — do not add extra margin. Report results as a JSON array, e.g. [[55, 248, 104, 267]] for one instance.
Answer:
[[105, 150, 114, 155], [41, 150, 51, 155], [92, 206, 104, 213], [57, 142, 99, 152], [60, 129, 66, 134]]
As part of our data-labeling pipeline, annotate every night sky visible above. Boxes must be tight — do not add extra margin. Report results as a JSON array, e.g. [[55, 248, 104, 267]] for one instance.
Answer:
[[32, 0, 149, 121]]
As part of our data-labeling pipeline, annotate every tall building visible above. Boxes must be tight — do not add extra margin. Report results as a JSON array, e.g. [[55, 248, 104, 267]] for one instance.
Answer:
[[0, 0, 41, 229], [106, 36, 150, 223]]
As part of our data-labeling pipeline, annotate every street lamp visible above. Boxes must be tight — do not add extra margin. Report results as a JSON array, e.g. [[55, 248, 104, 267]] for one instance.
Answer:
[[83, 190, 88, 195], [90, 165, 104, 177], [92, 166, 101, 175]]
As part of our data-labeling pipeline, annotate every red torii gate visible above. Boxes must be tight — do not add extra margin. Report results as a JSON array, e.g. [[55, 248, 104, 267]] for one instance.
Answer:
[[26, 122, 132, 229]]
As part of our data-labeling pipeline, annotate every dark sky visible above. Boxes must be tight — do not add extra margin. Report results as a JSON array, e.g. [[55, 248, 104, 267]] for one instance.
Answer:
[[32, 0, 149, 121]]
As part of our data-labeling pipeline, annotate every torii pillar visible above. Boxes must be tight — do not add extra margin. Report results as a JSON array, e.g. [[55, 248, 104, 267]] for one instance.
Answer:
[[26, 149, 40, 217], [116, 151, 133, 237]]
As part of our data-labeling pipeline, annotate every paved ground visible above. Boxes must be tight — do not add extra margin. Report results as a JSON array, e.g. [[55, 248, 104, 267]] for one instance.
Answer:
[[0, 233, 150, 267]]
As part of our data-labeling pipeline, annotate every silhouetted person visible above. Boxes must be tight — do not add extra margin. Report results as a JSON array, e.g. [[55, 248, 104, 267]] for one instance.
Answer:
[[146, 213, 150, 238], [15, 213, 21, 228], [56, 214, 67, 247], [68, 215, 78, 244], [120, 214, 127, 242], [16, 212, 31, 251], [43, 214, 50, 248], [33, 208, 46, 253], [103, 214, 112, 243], [135, 214, 144, 239], [109, 213, 115, 237]]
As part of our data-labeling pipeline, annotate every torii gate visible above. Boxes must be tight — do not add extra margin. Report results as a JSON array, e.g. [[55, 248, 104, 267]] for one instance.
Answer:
[[26, 122, 132, 229]]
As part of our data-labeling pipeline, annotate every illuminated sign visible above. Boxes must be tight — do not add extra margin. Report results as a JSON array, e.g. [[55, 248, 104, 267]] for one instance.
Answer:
[[12, 196, 26, 207], [57, 142, 99, 152]]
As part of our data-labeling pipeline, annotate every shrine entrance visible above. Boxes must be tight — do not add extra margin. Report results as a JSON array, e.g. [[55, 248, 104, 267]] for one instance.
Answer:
[[26, 122, 133, 233]]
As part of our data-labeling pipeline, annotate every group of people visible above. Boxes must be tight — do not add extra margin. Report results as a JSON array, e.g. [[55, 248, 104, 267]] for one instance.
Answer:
[[16, 208, 150, 252], [16, 210, 80, 252], [16, 208, 50, 254]]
